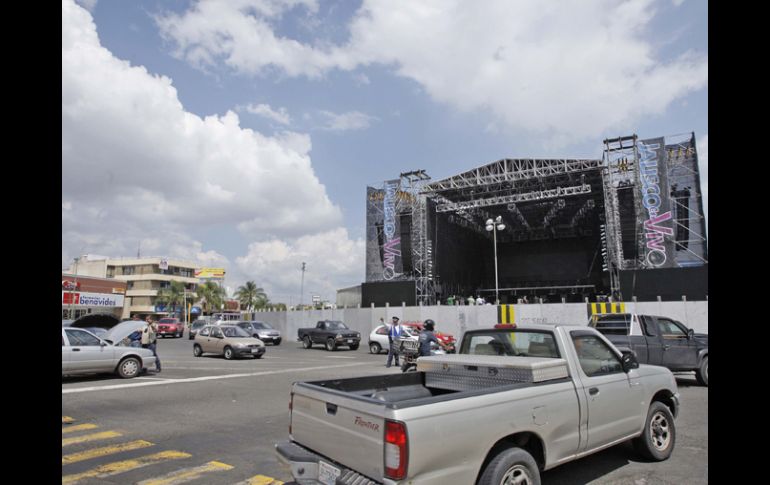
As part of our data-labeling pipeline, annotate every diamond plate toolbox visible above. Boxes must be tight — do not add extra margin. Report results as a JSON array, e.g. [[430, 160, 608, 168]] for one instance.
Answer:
[[418, 355, 569, 392]]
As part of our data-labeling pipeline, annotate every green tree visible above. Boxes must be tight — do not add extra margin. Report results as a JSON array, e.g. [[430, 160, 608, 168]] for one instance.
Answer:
[[235, 281, 268, 311], [196, 281, 226, 315], [155, 281, 188, 318]]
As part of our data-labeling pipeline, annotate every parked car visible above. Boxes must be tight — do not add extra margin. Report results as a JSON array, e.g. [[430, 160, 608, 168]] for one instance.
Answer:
[[62, 327, 156, 379], [297, 320, 361, 351], [401, 321, 457, 352], [368, 324, 418, 354], [188, 320, 208, 340], [277, 323, 679, 484], [589, 312, 708, 386], [193, 324, 265, 359], [157, 317, 184, 338], [236, 321, 282, 345]]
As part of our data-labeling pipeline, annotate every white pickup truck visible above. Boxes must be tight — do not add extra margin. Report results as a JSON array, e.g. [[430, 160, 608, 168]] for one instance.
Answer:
[[276, 324, 680, 484]]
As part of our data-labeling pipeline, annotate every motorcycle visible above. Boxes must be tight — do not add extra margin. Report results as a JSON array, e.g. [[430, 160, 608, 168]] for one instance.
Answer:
[[399, 338, 446, 373]]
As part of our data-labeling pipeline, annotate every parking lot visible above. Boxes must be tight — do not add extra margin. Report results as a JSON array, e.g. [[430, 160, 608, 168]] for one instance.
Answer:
[[62, 335, 708, 484]]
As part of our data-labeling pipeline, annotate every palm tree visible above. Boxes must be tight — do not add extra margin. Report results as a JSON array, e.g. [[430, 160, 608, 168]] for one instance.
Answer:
[[155, 281, 187, 317], [197, 281, 226, 316], [235, 281, 268, 311]]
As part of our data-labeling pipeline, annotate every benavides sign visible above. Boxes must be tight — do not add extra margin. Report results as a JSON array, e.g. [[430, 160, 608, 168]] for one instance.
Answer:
[[62, 292, 124, 308]]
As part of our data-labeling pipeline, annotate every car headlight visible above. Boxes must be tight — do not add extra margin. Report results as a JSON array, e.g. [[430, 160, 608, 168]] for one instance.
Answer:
[[234, 343, 246, 348]]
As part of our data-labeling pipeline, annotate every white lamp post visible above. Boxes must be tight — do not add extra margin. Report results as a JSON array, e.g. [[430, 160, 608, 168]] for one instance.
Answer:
[[485, 216, 506, 304]]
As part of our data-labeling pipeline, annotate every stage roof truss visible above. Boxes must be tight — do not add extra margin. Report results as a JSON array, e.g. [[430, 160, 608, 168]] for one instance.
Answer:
[[434, 184, 592, 213], [423, 158, 603, 193]]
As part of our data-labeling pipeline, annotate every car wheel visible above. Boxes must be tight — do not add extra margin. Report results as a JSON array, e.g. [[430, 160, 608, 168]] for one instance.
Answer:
[[349, 344, 359, 351], [193, 344, 203, 357], [274, 339, 281, 345], [695, 355, 708, 386], [369, 342, 381, 354], [633, 401, 676, 461], [302, 336, 312, 349], [224, 346, 234, 360], [117, 357, 141, 379], [326, 338, 336, 351], [478, 447, 540, 485]]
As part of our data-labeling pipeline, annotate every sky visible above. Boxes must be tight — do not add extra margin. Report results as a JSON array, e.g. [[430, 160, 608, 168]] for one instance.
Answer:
[[62, 0, 708, 304]]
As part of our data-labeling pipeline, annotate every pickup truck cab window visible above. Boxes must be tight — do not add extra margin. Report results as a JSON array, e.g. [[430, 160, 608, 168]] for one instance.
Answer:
[[460, 330, 559, 358], [571, 334, 623, 377], [656, 318, 687, 338], [593, 315, 631, 336]]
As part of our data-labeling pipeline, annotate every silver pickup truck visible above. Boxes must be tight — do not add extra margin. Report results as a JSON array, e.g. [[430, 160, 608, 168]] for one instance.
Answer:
[[276, 324, 680, 484]]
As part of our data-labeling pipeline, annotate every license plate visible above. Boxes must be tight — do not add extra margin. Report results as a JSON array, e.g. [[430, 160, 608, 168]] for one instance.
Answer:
[[251, 348, 259, 353], [318, 460, 341, 485], [347, 339, 354, 343]]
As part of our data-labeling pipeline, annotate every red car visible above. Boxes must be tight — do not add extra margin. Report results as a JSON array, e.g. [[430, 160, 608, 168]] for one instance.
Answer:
[[157, 318, 184, 338], [400, 321, 456, 352]]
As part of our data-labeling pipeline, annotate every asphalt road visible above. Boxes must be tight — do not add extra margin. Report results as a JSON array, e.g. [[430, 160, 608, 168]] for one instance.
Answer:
[[62, 335, 708, 485]]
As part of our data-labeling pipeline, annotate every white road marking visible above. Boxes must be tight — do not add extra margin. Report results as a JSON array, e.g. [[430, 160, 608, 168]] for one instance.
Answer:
[[62, 363, 364, 394], [324, 356, 356, 359]]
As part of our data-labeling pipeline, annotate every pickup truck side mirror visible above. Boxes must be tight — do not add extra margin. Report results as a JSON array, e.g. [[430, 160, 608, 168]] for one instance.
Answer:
[[687, 328, 695, 339], [621, 352, 639, 373]]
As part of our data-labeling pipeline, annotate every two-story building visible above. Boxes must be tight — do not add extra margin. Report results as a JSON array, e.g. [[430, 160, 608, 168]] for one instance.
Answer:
[[66, 255, 201, 320]]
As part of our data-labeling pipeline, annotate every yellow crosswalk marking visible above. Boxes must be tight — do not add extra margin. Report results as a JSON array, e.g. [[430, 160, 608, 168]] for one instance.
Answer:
[[235, 474, 285, 485], [62, 416, 75, 424], [62, 423, 98, 434], [62, 440, 154, 465], [61, 450, 191, 484], [62, 430, 122, 447], [136, 460, 234, 485]]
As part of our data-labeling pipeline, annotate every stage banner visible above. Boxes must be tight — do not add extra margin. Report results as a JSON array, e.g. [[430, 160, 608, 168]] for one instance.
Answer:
[[637, 137, 676, 268], [365, 180, 404, 281]]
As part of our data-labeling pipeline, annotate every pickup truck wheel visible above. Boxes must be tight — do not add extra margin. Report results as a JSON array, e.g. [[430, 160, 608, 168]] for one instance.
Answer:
[[349, 344, 359, 351], [302, 336, 312, 349], [369, 342, 381, 354], [478, 447, 540, 485], [695, 356, 708, 386], [633, 401, 676, 461], [326, 338, 337, 351]]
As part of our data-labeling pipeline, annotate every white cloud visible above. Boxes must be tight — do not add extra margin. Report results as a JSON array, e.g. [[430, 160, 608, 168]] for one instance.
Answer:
[[318, 110, 377, 132], [696, 133, 707, 236], [236, 228, 365, 303], [62, 0, 358, 294], [156, 0, 707, 143], [241, 103, 291, 125], [75, 0, 97, 12]]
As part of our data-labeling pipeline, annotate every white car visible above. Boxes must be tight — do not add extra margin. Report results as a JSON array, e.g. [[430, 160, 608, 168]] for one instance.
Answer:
[[62, 327, 156, 379], [368, 325, 418, 354]]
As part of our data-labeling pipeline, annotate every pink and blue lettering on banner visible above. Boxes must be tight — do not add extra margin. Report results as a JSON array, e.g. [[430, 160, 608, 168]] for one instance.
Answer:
[[365, 179, 407, 282], [638, 138, 676, 269]]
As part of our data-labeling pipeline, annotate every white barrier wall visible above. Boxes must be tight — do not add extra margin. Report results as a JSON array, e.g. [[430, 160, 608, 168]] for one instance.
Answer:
[[254, 300, 708, 344]]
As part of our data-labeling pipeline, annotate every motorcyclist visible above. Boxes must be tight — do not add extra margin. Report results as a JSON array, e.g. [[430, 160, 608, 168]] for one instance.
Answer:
[[418, 319, 451, 357]]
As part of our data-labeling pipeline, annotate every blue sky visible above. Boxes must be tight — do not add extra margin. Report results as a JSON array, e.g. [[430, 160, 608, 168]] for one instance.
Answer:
[[62, 0, 708, 304]]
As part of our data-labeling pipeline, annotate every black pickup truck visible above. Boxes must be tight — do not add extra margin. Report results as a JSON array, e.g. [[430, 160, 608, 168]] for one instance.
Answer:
[[589, 313, 708, 386], [297, 320, 361, 351]]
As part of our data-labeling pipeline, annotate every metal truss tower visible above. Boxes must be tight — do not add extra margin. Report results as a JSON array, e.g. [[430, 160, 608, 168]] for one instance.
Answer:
[[400, 170, 435, 305], [602, 135, 639, 295]]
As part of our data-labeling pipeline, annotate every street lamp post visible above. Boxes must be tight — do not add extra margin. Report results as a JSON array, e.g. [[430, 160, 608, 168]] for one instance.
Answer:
[[485, 216, 506, 304]]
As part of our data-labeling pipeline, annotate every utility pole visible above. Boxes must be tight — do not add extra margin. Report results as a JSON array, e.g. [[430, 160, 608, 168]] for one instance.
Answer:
[[300, 262, 306, 309]]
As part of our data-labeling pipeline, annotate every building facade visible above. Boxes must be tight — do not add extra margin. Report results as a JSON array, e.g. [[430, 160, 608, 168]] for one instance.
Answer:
[[67, 255, 201, 319]]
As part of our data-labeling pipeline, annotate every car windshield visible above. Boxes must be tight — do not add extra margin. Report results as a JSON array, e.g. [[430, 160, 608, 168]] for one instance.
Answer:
[[460, 330, 560, 358], [221, 326, 251, 338], [326, 321, 348, 330]]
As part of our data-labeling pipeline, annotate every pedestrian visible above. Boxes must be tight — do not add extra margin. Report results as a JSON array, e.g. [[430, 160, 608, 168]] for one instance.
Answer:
[[141, 316, 162, 372], [385, 316, 402, 368]]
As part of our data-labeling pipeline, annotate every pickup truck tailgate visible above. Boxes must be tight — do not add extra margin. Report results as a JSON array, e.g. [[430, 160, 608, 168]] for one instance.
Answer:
[[291, 384, 385, 480]]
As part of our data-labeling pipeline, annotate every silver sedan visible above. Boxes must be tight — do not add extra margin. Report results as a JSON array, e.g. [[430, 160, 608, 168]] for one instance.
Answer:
[[62, 327, 156, 379]]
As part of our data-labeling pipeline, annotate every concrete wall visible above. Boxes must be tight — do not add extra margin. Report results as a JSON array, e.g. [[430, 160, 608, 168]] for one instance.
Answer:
[[254, 300, 708, 344]]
